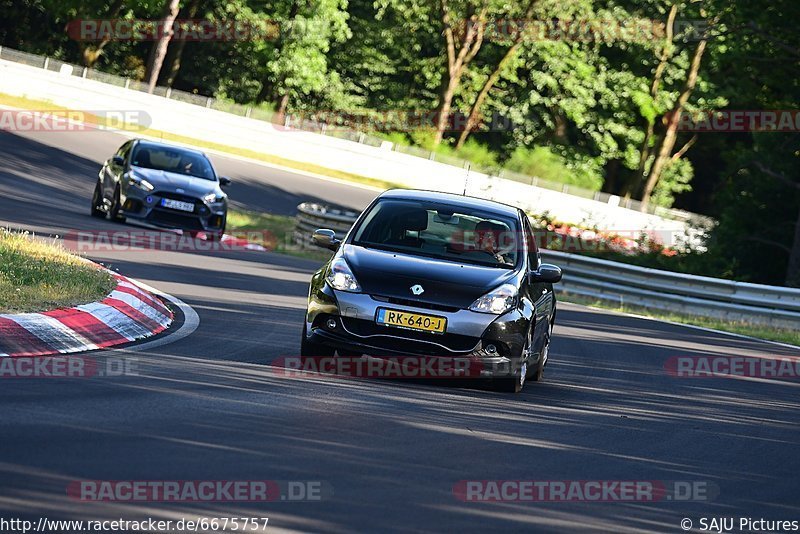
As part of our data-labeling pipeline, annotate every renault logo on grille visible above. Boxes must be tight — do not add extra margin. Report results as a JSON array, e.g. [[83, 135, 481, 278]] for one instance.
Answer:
[[410, 284, 424, 296]]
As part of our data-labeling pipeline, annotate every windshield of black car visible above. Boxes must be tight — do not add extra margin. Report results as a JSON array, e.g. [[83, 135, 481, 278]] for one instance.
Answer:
[[130, 145, 216, 181], [351, 199, 521, 268]]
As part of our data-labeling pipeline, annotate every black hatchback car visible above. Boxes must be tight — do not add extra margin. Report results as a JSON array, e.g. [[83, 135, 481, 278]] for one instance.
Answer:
[[91, 139, 231, 239], [303, 190, 562, 393]]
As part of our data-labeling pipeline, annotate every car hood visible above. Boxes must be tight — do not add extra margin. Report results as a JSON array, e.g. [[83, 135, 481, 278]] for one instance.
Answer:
[[342, 245, 517, 309], [130, 166, 219, 197]]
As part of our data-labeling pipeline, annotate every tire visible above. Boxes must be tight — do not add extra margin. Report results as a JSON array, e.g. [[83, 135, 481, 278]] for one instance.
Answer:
[[211, 217, 226, 242], [300, 323, 335, 357], [530, 321, 552, 382], [90, 182, 105, 218], [109, 186, 126, 222], [495, 324, 535, 393], [495, 368, 524, 393]]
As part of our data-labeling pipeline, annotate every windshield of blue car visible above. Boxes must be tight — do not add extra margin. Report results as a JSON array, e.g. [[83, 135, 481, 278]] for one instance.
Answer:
[[130, 145, 216, 181], [351, 199, 521, 268]]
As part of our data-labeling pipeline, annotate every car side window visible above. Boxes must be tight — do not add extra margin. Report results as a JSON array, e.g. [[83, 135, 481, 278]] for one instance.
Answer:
[[523, 215, 540, 270]]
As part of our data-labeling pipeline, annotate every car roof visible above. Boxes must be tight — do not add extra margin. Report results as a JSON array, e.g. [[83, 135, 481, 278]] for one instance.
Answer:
[[133, 139, 208, 158], [378, 189, 521, 218]]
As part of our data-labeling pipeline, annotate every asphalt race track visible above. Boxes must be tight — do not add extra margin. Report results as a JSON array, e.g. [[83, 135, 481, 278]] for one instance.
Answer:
[[1, 129, 799, 533]]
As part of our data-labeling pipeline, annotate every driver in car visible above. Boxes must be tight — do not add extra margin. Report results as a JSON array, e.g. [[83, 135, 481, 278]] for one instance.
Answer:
[[474, 221, 514, 265]]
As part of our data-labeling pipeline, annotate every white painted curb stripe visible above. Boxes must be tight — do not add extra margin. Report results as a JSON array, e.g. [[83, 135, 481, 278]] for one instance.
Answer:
[[108, 290, 171, 327], [7, 313, 99, 354], [74, 302, 146, 341]]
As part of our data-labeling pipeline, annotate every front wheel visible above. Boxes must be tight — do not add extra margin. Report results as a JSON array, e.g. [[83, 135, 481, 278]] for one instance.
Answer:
[[300, 323, 335, 357], [109, 186, 126, 222], [90, 182, 105, 218], [495, 369, 524, 393], [207, 229, 224, 242], [529, 321, 552, 382], [495, 325, 535, 393]]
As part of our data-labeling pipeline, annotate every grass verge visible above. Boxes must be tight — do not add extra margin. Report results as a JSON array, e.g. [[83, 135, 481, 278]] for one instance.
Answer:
[[0, 92, 401, 192], [226, 208, 332, 262], [0, 229, 116, 314], [559, 292, 800, 346]]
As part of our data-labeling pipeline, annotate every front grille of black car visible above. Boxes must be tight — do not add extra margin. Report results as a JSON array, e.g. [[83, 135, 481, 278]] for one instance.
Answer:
[[148, 209, 204, 230], [370, 295, 459, 313], [338, 316, 479, 354]]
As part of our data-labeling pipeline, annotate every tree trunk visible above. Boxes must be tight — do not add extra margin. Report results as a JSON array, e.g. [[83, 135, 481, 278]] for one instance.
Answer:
[[159, 39, 187, 87], [263, 1, 299, 114], [636, 6, 677, 175], [145, 0, 181, 94], [274, 93, 290, 124], [432, 1, 487, 147], [455, 40, 522, 149], [454, 0, 536, 149], [640, 37, 707, 211], [158, 0, 201, 87], [433, 75, 462, 145]]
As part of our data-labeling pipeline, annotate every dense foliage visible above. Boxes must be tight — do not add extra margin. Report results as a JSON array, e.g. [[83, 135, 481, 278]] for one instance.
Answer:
[[1, 0, 798, 285]]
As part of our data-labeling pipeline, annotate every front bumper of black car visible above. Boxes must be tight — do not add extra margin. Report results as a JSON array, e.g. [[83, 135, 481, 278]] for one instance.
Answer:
[[305, 277, 535, 379]]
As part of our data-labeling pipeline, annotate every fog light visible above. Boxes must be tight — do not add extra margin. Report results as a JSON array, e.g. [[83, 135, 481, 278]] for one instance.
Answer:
[[485, 344, 497, 355], [326, 318, 337, 329]]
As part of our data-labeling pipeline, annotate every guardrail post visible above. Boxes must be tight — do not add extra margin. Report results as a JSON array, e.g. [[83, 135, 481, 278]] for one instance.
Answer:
[[245, 107, 252, 118], [205, 97, 212, 108], [124, 79, 130, 89], [81, 67, 87, 78], [165, 87, 172, 98], [43, 57, 49, 69]]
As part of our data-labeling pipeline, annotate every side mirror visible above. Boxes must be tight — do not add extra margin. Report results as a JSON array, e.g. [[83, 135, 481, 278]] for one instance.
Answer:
[[312, 229, 340, 251], [219, 176, 232, 187], [112, 155, 125, 166], [529, 263, 562, 284]]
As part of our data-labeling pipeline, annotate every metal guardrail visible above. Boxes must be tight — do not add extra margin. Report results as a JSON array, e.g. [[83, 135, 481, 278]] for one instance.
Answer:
[[295, 202, 800, 329], [541, 250, 800, 329]]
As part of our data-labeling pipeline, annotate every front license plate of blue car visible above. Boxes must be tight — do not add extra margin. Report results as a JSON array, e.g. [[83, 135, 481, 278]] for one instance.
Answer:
[[376, 308, 447, 334], [161, 198, 195, 212]]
